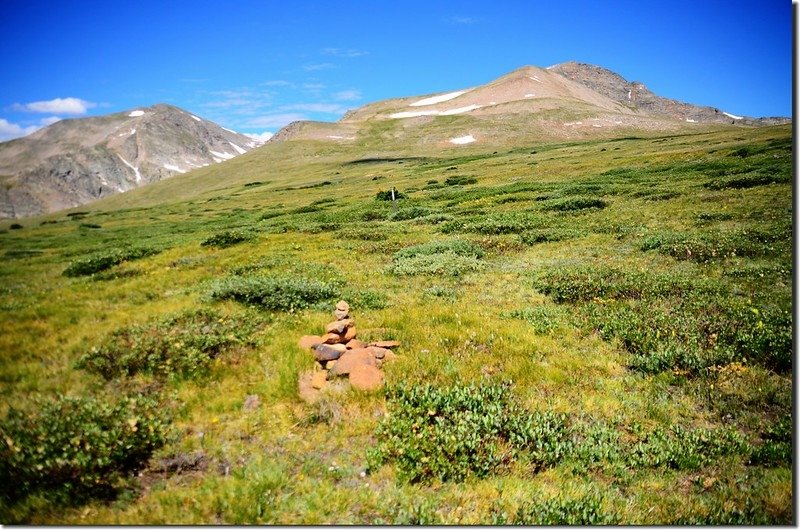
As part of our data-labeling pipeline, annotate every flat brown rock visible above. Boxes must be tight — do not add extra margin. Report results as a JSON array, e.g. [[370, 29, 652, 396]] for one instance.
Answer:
[[311, 370, 328, 389], [334, 309, 349, 320], [323, 333, 341, 344], [312, 343, 344, 362], [346, 339, 367, 350], [349, 364, 384, 391], [382, 350, 398, 363], [325, 319, 353, 334], [343, 326, 358, 342], [298, 335, 324, 350], [329, 348, 376, 377], [371, 340, 400, 349], [330, 343, 347, 353], [368, 346, 389, 359]]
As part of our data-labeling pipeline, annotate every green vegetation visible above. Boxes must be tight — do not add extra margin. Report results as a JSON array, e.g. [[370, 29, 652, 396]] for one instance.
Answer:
[[0, 124, 791, 524]]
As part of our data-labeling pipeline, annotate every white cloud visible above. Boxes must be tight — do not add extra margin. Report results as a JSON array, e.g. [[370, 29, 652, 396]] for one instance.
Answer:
[[322, 48, 368, 58], [333, 89, 362, 102], [0, 116, 61, 142], [14, 97, 96, 115], [280, 103, 346, 114], [244, 113, 308, 128], [245, 131, 274, 143], [302, 62, 335, 71]]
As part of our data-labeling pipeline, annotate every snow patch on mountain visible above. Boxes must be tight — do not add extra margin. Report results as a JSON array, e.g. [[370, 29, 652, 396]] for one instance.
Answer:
[[229, 142, 247, 155], [409, 90, 468, 107], [450, 134, 476, 145], [723, 112, 743, 120], [190, 115, 202, 122], [118, 155, 142, 183], [128, 110, 145, 117], [163, 163, 187, 174], [440, 104, 482, 115]]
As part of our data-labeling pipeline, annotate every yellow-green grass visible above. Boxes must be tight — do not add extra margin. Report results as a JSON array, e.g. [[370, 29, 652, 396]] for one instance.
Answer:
[[0, 124, 791, 523]]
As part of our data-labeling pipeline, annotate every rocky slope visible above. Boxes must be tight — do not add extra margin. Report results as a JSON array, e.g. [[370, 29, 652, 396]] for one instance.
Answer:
[[270, 62, 789, 145], [0, 104, 261, 218]]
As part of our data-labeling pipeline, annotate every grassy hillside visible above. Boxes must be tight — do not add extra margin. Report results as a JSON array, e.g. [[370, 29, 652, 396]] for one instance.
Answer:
[[0, 124, 792, 524]]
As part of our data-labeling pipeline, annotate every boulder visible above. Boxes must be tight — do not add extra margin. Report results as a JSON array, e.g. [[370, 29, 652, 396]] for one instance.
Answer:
[[346, 339, 367, 350], [368, 346, 389, 359], [298, 335, 324, 350], [330, 343, 347, 354], [329, 348, 376, 377], [312, 343, 344, 362], [336, 300, 350, 312], [371, 340, 400, 349], [311, 370, 328, 389], [334, 309, 349, 320], [349, 364, 384, 391]]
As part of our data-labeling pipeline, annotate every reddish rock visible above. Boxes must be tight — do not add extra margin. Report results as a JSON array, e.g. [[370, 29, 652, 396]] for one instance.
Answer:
[[298, 335, 324, 350], [330, 343, 347, 354], [343, 326, 358, 342], [382, 350, 398, 363], [311, 370, 328, 389], [346, 339, 367, 350], [371, 340, 401, 349], [334, 309, 349, 321], [298, 372, 320, 403], [368, 346, 389, 359], [323, 333, 341, 344], [325, 359, 338, 370], [325, 319, 353, 334], [349, 364, 384, 391], [312, 343, 344, 362], [336, 300, 350, 312], [329, 348, 376, 377]]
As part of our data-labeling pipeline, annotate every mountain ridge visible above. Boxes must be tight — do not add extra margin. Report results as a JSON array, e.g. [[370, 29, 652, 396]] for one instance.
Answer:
[[0, 104, 261, 218]]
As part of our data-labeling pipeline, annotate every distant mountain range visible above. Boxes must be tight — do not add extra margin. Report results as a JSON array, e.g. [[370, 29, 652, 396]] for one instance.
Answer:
[[0, 104, 261, 218], [0, 62, 788, 218]]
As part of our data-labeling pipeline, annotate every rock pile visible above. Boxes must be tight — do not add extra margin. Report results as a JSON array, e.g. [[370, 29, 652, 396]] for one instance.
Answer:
[[297, 300, 399, 400]]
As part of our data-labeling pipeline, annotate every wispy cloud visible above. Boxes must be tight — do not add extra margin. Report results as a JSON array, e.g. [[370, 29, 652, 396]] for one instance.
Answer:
[[302, 62, 336, 71], [333, 89, 362, 102], [244, 113, 308, 128], [245, 131, 274, 143], [13, 97, 96, 115], [447, 15, 477, 25], [322, 47, 368, 58], [263, 80, 294, 87], [280, 103, 347, 114], [0, 116, 62, 142]]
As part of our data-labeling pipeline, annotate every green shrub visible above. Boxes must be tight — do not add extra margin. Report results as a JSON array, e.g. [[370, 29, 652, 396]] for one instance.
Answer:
[[387, 253, 484, 277], [200, 229, 254, 248], [519, 228, 584, 245], [208, 275, 338, 311], [393, 239, 485, 260], [502, 305, 568, 335], [704, 171, 790, 190], [640, 227, 788, 262], [749, 416, 791, 467], [629, 425, 746, 470], [62, 246, 161, 277], [9, 223, 22, 230], [76, 309, 256, 380], [440, 212, 544, 235], [495, 494, 618, 525], [541, 196, 607, 212], [444, 175, 477, 186], [367, 382, 570, 483], [388, 207, 432, 221], [376, 189, 406, 201], [0, 393, 170, 502]]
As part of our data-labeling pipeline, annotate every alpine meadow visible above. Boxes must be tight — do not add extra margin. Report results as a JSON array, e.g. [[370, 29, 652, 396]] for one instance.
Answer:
[[0, 62, 793, 524]]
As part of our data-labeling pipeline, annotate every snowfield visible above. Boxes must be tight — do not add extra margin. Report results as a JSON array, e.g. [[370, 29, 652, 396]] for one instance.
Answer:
[[409, 90, 468, 107], [163, 163, 187, 174], [449, 134, 476, 145], [229, 142, 247, 155], [128, 110, 145, 117], [723, 112, 743, 120], [210, 150, 235, 161]]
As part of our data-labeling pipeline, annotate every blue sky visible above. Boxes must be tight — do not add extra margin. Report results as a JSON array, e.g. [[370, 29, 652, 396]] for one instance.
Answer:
[[0, 0, 792, 141]]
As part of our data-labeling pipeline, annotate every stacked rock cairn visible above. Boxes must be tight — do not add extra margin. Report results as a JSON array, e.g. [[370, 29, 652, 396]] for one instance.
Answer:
[[297, 300, 399, 393]]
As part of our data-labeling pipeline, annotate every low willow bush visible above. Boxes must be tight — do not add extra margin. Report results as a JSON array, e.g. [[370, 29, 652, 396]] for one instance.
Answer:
[[502, 305, 569, 335], [76, 309, 256, 380], [367, 382, 571, 483], [200, 229, 255, 248], [519, 228, 585, 245], [389, 240, 486, 277], [0, 393, 170, 502], [541, 196, 607, 212], [492, 494, 618, 525], [208, 275, 339, 311], [440, 212, 545, 235], [62, 246, 161, 277], [640, 226, 789, 262]]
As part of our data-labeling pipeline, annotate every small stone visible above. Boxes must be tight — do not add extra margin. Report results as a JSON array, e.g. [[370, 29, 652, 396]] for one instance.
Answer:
[[298, 335, 324, 350], [323, 333, 341, 344], [368, 346, 389, 359], [343, 325, 358, 342], [346, 339, 367, 349], [382, 350, 398, 363], [298, 372, 320, 403], [334, 309, 349, 321], [329, 348, 376, 377], [336, 300, 350, 312], [325, 360, 338, 370], [242, 394, 260, 411], [325, 319, 353, 334], [330, 343, 347, 353], [371, 340, 400, 349], [311, 370, 328, 389], [349, 364, 384, 391], [312, 343, 344, 362]]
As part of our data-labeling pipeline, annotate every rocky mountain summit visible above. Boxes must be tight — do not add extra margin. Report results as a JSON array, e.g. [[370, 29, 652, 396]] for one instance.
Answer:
[[270, 62, 789, 145], [0, 104, 261, 218]]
